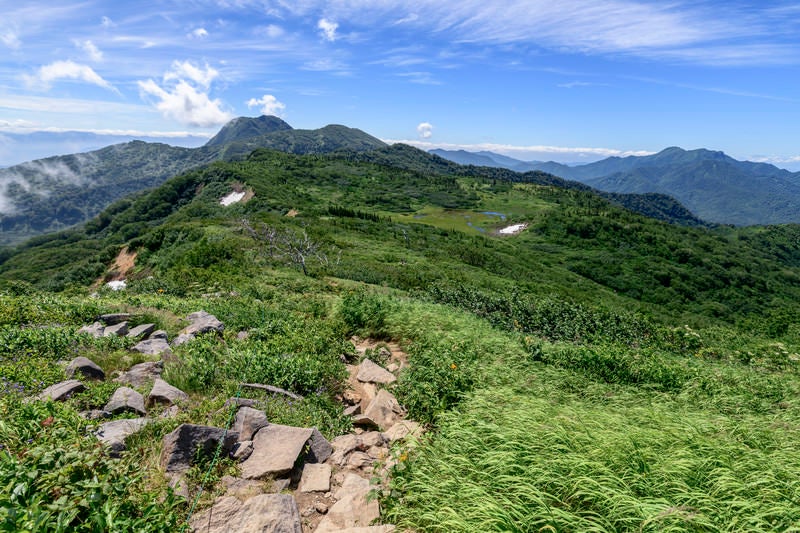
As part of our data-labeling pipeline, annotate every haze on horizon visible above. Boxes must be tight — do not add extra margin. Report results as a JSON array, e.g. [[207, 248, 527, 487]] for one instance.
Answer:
[[2, 1, 800, 169]]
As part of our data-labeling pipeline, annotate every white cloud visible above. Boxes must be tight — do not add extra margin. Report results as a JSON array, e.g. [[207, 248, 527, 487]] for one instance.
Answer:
[[318, 18, 338, 42], [74, 39, 103, 62], [138, 61, 232, 127], [101, 16, 115, 28], [259, 24, 285, 38], [417, 122, 433, 139], [24, 60, 117, 93], [189, 27, 209, 39], [1, 30, 21, 49], [246, 94, 286, 117]]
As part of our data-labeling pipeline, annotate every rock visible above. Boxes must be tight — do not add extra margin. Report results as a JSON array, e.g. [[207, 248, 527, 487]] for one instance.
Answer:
[[367, 446, 387, 460], [237, 330, 250, 341], [115, 361, 163, 387], [147, 378, 189, 407], [386, 363, 400, 373], [98, 313, 131, 325], [65, 356, 105, 380], [315, 474, 380, 532], [232, 440, 254, 462], [315, 502, 329, 514], [160, 424, 238, 474], [305, 428, 333, 464], [132, 338, 173, 357], [38, 380, 85, 401], [271, 478, 291, 493], [233, 406, 269, 442], [382, 420, 423, 443], [127, 323, 156, 339], [359, 432, 386, 448], [332, 527, 395, 533], [351, 415, 380, 430], [361, 390, 403, 430], [220, 475, 263, 500], [150, 330, 169, 340], [159, 405, 181, 419], [77, 322, 104, 338], [189, 494, 301, 533], [347, 452, 373, 469], [168, 474, 190, 500], [103, 321, 129, 337], [96, 418, 150, 454], [240, 424, 313, 479], [343, 404, 361, 417], [80, 409, 110, 420], [356, 359, 396, 384], [224, 397, 257, 409], [171, 333, 195, 347], [299, 463, 331, 493], [181, 311, 224, 336], [104, 386, 146, 416], [329, 434, 362, 466]]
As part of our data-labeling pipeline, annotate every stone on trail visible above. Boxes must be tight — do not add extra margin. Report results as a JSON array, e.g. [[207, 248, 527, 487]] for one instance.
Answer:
[[315, 474, 380, 532], [356, 359, 396, 384], [361, 389, 403, 430], [147, 378, 189, 407], [127, 323, 156, 339], [189, 494, 302, 533], [115, 361, 163, 387], [160, 424, 238, 474], [132, 337, 173, 357], [65, 356, 105, 380], [232, 406, 269, 442], [104, 386, 146, 416], [305, 427, 333, 464], [98, 313, 131, 325], [103, 321, 129, 337], [95, 418, 150, 455], [299, 463, 332, 493], [38, 380, 85, 401], [181, 311, 224, 336], [382, 420, 423, 443], [78, 322, 105, 338], [240, 424, 313, 479]]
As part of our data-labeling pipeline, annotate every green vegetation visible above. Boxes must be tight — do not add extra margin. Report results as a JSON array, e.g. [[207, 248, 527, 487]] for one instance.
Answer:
[[2, 143, 800, 531]]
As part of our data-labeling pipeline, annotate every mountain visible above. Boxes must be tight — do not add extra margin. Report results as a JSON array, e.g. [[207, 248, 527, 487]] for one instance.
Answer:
[[432, 146, 800, 225], [0, 117, 386, 245]]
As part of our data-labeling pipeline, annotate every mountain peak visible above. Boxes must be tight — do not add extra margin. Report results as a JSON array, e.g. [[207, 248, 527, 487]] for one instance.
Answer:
[[205, 115, 293, 147]]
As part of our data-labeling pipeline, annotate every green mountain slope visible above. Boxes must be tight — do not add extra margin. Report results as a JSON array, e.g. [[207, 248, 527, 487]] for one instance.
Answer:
[[0, 117, 385, 246]]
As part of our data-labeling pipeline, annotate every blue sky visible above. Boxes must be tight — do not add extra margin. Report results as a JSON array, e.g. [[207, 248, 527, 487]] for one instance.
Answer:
[[2, 1, 800, 167]]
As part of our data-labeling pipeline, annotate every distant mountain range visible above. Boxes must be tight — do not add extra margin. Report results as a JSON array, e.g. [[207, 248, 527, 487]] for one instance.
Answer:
[[431, 148, 800, 226], [0, 116, 386, 245]]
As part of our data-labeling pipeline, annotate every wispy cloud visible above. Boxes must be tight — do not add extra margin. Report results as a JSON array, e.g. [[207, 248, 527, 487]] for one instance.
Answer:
[[627, 76, 797, 102], [384, 138, 654, 162], [24, 60, 118, 93], [138, 61, 232, 127], [73, 39, 103, 62], [0, 30, 21, 50], [189, 27, 209, 39]]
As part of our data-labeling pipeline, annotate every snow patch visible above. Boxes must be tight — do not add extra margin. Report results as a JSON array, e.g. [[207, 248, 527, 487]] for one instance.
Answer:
[[498, 223, 528, 235], [220, 191, 246, 206], [106, 280, 127, 291]]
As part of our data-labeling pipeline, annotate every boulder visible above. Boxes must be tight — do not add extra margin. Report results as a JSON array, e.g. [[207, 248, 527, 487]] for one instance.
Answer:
[[103, 321, 129, 337], [127, 323, 156, 339], [181, 311, 224, 336], [132, 338, 172, 357], [361, 390, 403, 430], [305, 427, 333, 464], [240, 424, 313, 479], [115, 361, 163, 387], [189, 494, 301, 533], [147, 378, 189, 407], [95, 418, 150, 455], [232, 440, 254, 462], [77, 322, 104, 338], [232, 406, 269, 442], [356, 359, 396, 384], [104, 386, 146, 416], [315, 474, 380, 532], [65, 356, 105, 380], [98, 313, 131, 325], [150, 330, 169, 340], [299, 463, 331, 493], [171, 333, 195, 347], [382, 420, 423, 443], [160, 424, 238, 474], [38, 380, 85, 401], [219, 475, 263, 500]]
